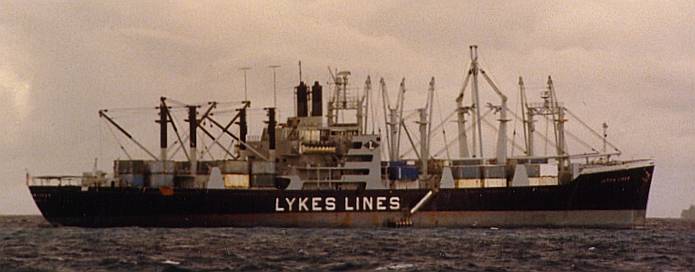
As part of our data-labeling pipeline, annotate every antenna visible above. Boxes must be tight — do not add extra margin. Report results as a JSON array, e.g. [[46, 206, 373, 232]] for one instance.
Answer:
[[298, 61, 303, 82], [602, 122, 608, 154], [239, 67, 252, 101], [268, 65, 280, 109]]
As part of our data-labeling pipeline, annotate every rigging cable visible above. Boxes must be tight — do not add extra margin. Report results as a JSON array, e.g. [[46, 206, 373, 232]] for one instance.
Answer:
[[103, 119, 132, 160]]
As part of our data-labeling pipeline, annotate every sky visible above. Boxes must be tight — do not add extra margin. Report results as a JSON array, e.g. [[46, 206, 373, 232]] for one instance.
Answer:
[[1, 1, 694, 217]]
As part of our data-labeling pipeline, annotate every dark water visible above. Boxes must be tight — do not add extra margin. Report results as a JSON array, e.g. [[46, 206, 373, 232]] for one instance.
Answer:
[[0, 216, 693, 271]]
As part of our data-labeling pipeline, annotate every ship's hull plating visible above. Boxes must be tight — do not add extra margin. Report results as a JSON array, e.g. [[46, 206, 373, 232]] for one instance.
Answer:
[[29, 165, 653, 228]]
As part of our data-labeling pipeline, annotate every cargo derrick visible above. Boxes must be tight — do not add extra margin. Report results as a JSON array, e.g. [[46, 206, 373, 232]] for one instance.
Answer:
[[84, 51, 630, 192], [98, 97, 264, 190]]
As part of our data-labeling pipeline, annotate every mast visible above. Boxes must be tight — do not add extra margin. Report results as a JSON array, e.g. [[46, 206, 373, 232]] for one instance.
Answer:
[[187, 105, 198, 176], [426, 77, 435, 156], [326, 68, 354, 126], [456, 107, 470, 158], [418, 108, 428, 177], [395, 78, 406, 160], [547, 76, 570, 182], [479, 69, 508, 165], [526, 88, 536, 157], [470, 45, 484, 158], [456, 67, 472, 158], [265, 107, 276, 161], [519, 77, 534, 156], [602, 122, 608, 154], [380, 78, 393, 160], [363, 76, 372, 133], [164, 100, 189, 161], [497, 89, 509, 165], [419, 77, 435, 177], [158, 97, 168, 161], [457, 45, 508, 162], [357, 89, 364, 134], [238, 105, 248, 154], [548, 76, 567, 158]]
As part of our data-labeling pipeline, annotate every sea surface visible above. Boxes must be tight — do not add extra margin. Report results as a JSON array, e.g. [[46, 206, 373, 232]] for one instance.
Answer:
[[0, 216, 693, 272]]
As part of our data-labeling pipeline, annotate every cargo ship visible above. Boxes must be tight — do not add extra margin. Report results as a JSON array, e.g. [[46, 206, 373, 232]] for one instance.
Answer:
[[28, 46, 654, 228]]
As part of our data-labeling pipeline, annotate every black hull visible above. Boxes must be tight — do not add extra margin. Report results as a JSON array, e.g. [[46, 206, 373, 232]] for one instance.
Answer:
[[29, 165, 653, 228]]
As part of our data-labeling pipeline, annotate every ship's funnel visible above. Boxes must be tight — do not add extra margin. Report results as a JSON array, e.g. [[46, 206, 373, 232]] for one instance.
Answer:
[[266, 107, 276, 150], [311, 81, 323, 117], [296, 81, 309, 117]]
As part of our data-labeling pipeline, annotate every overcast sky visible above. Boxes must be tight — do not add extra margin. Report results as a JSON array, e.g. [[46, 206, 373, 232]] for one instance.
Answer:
[[1, 1, 694, 217]]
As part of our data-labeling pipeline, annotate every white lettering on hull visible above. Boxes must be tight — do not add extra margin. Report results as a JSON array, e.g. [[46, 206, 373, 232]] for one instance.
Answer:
[[275, 196, 401, 212], [376, 197, 386, 211], [325, 197, 336, 211], [286, 198, 296, 212], [275, 198, 284, 212], [390, 197, 400, 210], [345, 197, 354, 211], [298, 198, 309, 211]]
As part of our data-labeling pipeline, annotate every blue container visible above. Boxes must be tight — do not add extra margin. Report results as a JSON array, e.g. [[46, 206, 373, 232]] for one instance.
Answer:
[[123, 174, 145, 187], [387, 160, 407, 167], [387, 164, 418, 180]]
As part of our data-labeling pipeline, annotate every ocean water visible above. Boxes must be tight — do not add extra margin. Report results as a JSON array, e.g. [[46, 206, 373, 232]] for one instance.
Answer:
[[0, 216, 693, 271]]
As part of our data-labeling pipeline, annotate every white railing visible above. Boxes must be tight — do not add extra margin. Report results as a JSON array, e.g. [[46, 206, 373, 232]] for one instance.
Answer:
[[27, 176, 83, 187]]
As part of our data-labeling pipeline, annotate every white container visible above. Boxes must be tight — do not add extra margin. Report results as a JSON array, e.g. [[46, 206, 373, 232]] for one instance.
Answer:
[[147, 160, 175, 188], [529, 177, 559, 186], [539, 163, 559, 177], [456, 179, 483, 188], [483, 178, 507, 188], [224, 174, 250, 188]]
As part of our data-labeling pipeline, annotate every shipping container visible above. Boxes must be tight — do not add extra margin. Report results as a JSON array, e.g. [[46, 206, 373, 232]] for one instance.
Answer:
[[147, 161, 175, 174], [387, 165, 418, 180], [451, 159, 485, 166], [114, 160, 146, 174], [252, 161, 275, 174], [524, 164, 541, 177], [529, 177, 559, 186], [484, 178, 507, 188], [451, 166, 481, 179], [539, 163, 559, 177], [224, 174, 250, 188], [220, 160, 249, 174], [455, 179, 483, 188], [121, 174, 145, 187], [251, 174, 275, 187], [147, 161, 175, 188], [483, 165, 506, 178]]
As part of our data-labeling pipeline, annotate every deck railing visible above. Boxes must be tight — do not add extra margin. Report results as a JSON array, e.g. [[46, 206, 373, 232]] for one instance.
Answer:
[[26, 175, 84, 187]]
